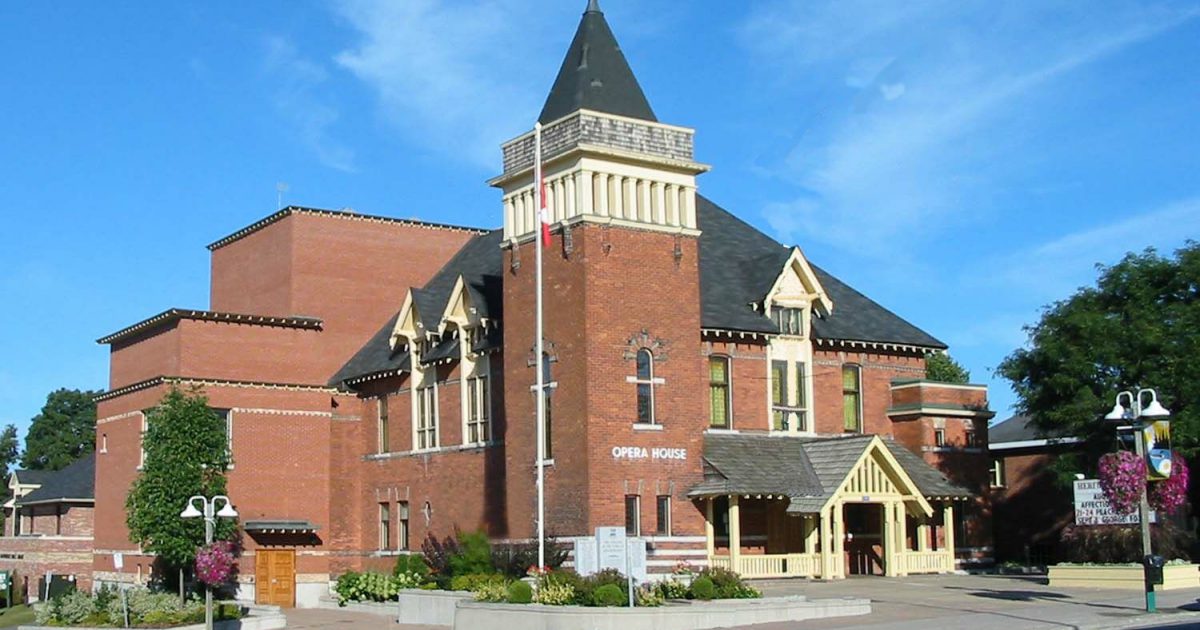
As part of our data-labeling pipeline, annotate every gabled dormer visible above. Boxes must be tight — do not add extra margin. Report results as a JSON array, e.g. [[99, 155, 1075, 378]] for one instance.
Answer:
[[764, 248, 831, 435]]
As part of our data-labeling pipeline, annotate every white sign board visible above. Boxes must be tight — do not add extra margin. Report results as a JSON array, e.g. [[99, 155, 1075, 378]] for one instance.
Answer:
[[626, 539, 647, 582], [596, 527, 627, 574], [573, 538, 598, 576], [1074, 479, 1156, 525]]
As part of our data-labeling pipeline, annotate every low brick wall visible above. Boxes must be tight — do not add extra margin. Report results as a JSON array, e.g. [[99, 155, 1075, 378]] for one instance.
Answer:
[[0, 535, 94, 600]]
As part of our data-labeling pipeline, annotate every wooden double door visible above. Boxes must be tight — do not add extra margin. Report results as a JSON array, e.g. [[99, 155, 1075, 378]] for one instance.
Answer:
[[255, 549, 295, 607]]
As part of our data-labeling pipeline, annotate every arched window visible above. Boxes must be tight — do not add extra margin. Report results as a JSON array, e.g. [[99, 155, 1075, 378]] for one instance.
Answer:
[[635, 349, 655, 424], [709, 356, 731, 428]]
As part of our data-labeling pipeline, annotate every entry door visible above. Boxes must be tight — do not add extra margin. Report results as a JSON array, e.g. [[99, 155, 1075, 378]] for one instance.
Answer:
[[255, 549, 295, 607], [844, 504, 885, 576]]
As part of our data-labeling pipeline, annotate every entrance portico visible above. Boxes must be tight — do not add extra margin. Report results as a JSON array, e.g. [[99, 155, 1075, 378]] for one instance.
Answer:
[[693, 434, 964, 579]]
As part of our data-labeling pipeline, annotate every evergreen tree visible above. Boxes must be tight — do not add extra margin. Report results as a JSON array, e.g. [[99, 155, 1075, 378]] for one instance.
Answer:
[[925, 352, 971, 384], [22, 388, 99, 470]]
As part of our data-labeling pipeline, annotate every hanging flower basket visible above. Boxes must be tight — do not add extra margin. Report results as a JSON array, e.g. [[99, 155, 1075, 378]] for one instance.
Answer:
[[1151, 454, 1190, 515], [195, 540, 236, 587], [1097, 451, 1145, 515]]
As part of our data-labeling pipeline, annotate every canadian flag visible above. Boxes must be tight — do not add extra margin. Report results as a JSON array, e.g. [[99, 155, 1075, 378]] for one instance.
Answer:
[[538, 174, 552, 248]]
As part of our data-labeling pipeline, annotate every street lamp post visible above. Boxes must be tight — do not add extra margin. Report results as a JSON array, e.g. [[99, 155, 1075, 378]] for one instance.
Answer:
[[181, 495, 237, 630], [1105, 388, 1170, 613]]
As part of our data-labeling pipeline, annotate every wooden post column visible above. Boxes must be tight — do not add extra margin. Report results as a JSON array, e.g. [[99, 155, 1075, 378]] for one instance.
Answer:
[[818, 506, 832, 579], [729, 495, 742, 574], [705, 498, 716, 562], [882, 503, 896, 577], [896, 503, 909, 576], [943, 502, 956, 572], [831, 502, 844, 579]]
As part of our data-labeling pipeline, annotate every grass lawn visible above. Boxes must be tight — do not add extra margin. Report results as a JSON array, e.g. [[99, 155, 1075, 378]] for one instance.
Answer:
[[0, 604, 35, 628]]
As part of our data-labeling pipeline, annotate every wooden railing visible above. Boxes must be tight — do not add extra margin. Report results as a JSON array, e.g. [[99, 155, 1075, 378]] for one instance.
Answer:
[[709, 553, 822, 578], [898, 550, 953, 574]]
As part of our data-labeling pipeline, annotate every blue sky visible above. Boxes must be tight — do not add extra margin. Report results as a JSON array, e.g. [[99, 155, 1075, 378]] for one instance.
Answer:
[[2, 1, 1198, 442]]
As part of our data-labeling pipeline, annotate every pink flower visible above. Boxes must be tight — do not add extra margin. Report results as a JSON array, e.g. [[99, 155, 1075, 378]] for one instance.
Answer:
[[195, 541, 236, 587], [1098, 451, 1145, 515], [1150, 455, 1190, 515]]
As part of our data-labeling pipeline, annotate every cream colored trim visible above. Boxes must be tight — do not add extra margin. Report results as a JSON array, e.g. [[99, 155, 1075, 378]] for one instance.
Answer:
[[391, 290, 422, 349], [229, 408, 332, 417], [764, 247, 832, 315], [97, 410, 144, 426], [820, 436, 934, 517], [890, 381, 988, 392], [886, 406, 992, 418]]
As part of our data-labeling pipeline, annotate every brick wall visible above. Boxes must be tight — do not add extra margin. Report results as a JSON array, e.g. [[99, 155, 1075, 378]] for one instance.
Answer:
[[811, 349, 925, 436]]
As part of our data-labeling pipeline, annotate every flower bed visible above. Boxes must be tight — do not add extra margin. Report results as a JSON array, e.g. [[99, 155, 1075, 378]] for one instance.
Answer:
[[1048, 563, 1200, 590], [25, 586, 249, 628]]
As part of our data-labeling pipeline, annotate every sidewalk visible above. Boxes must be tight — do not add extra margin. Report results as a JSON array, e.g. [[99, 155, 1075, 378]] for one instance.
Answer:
[[748, 573, 1200, 629], [283, 574, 1200, 630]]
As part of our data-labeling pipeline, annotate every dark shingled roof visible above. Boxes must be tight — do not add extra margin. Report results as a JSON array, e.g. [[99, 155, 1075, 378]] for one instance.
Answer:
[[989, 414, 1076, 445], [696, 195, 946, 348], [10, 468, 54, 486], [691, 434, 971, 513], [18, 453, 95, 505], [538, 0, 656, 124], [329, 230, 504, 387]]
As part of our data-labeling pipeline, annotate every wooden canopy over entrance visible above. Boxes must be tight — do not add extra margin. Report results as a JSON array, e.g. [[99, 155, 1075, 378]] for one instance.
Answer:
[[691, 434, 966, 579]]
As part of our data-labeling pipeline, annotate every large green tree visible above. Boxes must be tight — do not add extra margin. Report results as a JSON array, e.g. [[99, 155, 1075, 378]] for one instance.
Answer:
[[925, 352, 971, 384], [126, 387, 235, 571], [22, 388, 100, 470], [998, 242, 1200, 467]]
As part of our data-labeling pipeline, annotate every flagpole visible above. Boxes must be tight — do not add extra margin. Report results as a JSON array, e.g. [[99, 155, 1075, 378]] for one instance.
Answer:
[[534, 122, 546, 572]]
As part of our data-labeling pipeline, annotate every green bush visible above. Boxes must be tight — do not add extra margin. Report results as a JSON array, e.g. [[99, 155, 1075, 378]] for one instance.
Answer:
[[635, 584, 664, 607], [534, 579, 576, 605], [544, 570, 587, 605], [696, 566, 760, 599], [1061, 522, 1193, 564], [333, 571, 405, 603], [577, 568, 625, 606], [101, 587, 201, 626], [473, 581, 509, 603], [690, 576, 715, 600], [506, 580, 533, 604], [393, 553, 431, 579], [656, 579, 689, 600], [449, 573, 504, 592], [592, 583, 625, 607], [450, 531, 495, 578]]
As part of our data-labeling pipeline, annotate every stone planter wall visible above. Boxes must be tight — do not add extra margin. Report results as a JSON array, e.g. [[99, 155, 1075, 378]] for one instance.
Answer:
[[1047, 564, 1200, 591]]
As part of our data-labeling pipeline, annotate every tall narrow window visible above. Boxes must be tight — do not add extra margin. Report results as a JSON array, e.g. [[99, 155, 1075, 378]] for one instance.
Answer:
[[398, 502, 410, 550], [655, 495, 671, 536], [467, 376, 490, 444], [772, 307, 804, 336], [842, 365, 862, 432], [139, 412, 148, 469], [378, 397, 390, 453], [416, 386, 438, 450], [624, 495, 641, 536], [223, 410, 233, 464], [635, 349, 655, 424], [935, 429, 946, 447], [709, 356, 731, 428], [793, 361, 808, 431], [379, 503, 391, 550], [771, 360, 787, 430], [965, 430, 978, 448]]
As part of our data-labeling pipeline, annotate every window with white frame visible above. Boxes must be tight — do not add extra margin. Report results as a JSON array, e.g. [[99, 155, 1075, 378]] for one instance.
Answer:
[[379, 502, 391, 550], [772, 361, 809, 432], [771, 307, 804, 336], [139, 412, 148, 469], [989, 458, 1006, 488], [632, 349, 662, 424], [378, 396, 390, 453], [214, 408, 233, 466], [655, 495, 671, 535], [935, 428, 946, 447], [398, 501, 410, 550], [624, 495, 641, 536], [466, 376, 490, 444], [416, 386, 438, 450]]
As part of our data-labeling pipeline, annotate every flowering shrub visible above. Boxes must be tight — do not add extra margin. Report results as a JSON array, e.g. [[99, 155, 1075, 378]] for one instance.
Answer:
[[195, 540, 236, 587], [672, 560, 695, 575], [526, 564, 552, 578], [1098, 451, 1145, 515], [1150, 454, 1190, 515]]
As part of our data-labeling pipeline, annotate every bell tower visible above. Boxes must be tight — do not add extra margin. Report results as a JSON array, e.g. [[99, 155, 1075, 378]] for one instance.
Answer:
[[489, 0, 709, 240], [496, 0, 710, 542]]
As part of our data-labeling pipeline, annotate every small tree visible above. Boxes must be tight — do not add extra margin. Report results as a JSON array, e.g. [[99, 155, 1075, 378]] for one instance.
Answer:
[[126, 387, 236, 576], [924, 352, 971, 384]]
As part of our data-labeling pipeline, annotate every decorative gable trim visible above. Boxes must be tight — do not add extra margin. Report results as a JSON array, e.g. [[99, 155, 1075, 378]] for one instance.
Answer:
[[765, 247, 832, 316], [391, 290, 423, 349]]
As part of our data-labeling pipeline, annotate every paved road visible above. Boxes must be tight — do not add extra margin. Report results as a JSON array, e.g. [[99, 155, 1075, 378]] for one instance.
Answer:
[[284, 574, 1200, 629]]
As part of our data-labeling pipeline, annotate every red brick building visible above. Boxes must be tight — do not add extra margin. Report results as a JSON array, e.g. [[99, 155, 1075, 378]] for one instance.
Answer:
[[79, 1, 992, 607]]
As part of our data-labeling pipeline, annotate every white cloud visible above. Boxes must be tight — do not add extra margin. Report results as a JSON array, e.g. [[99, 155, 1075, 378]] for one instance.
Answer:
[[333, 0, 556, 170], [991, 196, 1200, 300], [742, 1, 1199, 258], [263, 36, 356, 172]]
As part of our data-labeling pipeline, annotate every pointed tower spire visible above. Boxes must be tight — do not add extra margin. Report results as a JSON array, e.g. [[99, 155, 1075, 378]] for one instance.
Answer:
[[537, 0, 656, 124]]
